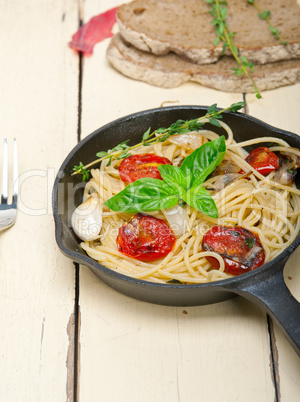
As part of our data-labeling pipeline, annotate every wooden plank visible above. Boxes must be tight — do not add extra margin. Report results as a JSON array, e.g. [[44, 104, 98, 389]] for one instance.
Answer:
[[80, 2, 241, 137], [246, 85, 300, 402], [78, 1, 276, 400], [80, 268, 276, 402], [0, 1, 79, 400]]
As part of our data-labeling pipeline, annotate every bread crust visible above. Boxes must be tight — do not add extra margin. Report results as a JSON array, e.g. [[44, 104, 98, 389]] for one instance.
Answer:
[[106, 34, 300, 92], [117, 0, 300, 65]]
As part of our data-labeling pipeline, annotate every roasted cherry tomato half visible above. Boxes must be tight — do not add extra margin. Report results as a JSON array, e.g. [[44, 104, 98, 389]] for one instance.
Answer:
[[119, 153, 172, 183], [245, 147, 279, 175], [202, 225, 265, 275], [117, 213, 176, 262]]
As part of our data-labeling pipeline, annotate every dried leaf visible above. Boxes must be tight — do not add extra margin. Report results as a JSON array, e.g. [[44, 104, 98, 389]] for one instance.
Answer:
[[69, 6, 119, 55]]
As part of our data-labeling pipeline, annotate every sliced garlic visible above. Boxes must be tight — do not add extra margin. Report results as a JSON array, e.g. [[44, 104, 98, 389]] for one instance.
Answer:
[[168, 132, 208, 152], [71, 194, 102, 241], [162, 204, 189, 237]]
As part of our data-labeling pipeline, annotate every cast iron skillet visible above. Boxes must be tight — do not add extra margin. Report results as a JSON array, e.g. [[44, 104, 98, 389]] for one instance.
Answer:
[[52, 106, 300, 356]]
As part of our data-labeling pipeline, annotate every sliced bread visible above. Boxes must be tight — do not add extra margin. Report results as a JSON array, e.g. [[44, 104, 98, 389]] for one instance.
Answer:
[[116, 0, 300, 65], [106, 33, 300, 92]]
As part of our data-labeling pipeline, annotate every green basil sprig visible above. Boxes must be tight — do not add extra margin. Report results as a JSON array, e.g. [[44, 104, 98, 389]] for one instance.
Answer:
[[105, 136, 226, 218]]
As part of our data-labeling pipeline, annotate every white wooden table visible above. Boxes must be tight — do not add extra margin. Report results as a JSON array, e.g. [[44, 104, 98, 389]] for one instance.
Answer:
[[1, 1, 300, 401]]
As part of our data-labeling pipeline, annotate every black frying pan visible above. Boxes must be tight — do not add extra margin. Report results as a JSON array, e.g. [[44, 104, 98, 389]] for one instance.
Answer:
[[52, 106, 300, 356]]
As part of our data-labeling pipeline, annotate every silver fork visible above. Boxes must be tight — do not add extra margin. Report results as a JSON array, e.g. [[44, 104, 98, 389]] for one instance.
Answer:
[[0, 137, 18, 231]]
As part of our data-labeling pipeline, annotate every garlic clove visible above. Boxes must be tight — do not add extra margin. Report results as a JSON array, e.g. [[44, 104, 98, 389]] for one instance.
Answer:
[[162, 204, 189, 237], [71, 195, 102, 241], [168, 132, 208, 152]]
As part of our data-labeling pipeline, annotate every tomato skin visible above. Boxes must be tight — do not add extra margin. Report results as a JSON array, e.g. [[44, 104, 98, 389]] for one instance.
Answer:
[[202, 225, 265, 275], [119, 153, 172, 183], [245, 147, 279, 175], [116, 213, 176, 261]]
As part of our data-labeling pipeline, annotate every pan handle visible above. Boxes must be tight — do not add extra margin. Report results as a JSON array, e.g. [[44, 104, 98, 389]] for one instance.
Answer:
[[229, 260, 300, 357]]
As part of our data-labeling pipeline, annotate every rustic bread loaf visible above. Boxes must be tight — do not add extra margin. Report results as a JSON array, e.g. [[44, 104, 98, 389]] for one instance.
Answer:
[[116, 0, 300, 65], [106, 33, 300, 92]]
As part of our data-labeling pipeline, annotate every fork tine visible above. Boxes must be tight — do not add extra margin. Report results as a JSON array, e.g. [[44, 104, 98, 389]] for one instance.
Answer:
[[1, 137, 8, 204], [0, 138, 18, 230], [12, 138, 18, 205]]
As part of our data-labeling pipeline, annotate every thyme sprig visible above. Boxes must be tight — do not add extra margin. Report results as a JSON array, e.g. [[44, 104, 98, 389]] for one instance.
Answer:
[[72, 162, 90, 182], [206, 0, 262, 99], [72, 101, 245, 181], [246, 0, 288, 46]]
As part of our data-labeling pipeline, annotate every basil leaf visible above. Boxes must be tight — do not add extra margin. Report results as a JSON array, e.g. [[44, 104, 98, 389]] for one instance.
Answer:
[[180, 136, 226, 188], [104, 178, 179, 212], [105, 136, 225, 218], [183, 186, 219, 218], [158, 164, 188, 194]]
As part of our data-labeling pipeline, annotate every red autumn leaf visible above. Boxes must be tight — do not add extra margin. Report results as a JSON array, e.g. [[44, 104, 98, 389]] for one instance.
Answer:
[[69, 6, 119, 56]]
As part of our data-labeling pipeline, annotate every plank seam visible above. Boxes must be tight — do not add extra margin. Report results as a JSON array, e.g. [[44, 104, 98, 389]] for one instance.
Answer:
[[267, 316, 280, 402]]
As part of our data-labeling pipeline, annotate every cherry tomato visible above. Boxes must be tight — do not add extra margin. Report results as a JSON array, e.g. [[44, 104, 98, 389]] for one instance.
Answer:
[[202, 225, 265, 275], [119, 153, 172, 183], [245, 147, 279, 175], [117, 213, 176, 261]]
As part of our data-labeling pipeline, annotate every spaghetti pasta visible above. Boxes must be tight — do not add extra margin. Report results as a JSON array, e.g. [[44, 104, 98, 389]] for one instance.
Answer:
[[78, 121, 300, 284]]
